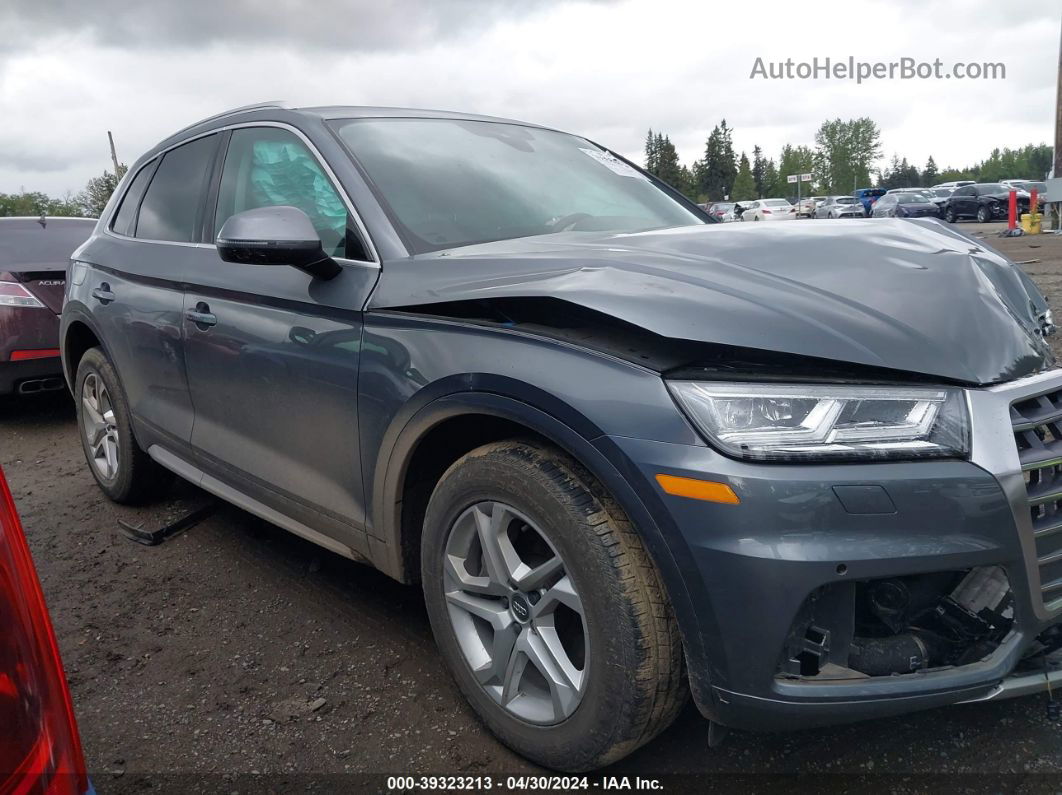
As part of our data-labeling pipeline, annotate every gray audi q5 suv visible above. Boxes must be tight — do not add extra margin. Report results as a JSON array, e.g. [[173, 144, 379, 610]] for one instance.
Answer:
[[62, 102, 1062, 771]]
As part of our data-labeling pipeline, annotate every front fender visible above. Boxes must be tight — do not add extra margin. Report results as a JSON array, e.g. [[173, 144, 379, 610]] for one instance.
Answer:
[[369, 387, 719, 711]]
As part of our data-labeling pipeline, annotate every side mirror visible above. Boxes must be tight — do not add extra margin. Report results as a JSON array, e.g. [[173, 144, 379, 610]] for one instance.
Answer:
[[216, 206, 341, 280]]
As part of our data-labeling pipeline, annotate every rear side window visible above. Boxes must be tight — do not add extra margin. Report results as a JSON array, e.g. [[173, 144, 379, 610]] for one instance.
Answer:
[[110, 162, 156, 237], [136, 135, 219, 243], [214, 127, 361, 260]]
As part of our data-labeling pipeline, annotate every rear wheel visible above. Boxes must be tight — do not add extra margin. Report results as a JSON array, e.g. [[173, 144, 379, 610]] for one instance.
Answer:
[[75, 347, 170, 503], [421, 440, 686, 771]]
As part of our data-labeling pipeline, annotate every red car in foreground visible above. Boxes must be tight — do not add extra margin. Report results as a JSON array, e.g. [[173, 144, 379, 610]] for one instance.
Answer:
[[0, 466, 91, 794], [1, 217, 95, 396]]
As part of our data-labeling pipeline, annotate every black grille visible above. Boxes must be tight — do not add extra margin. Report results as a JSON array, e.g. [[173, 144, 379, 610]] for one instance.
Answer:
[[1013, 388, 1062, 609]]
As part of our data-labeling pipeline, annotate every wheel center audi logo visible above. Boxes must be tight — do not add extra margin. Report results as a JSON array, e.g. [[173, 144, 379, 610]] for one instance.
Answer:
[[510, 594, 531, 622]]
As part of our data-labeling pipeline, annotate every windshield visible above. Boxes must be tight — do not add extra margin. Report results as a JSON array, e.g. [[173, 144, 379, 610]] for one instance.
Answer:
[[896, 193, 929, 204], [978, 184, 1007, 193], [332, 118, 704, 253], [835, 196, 858, 204]]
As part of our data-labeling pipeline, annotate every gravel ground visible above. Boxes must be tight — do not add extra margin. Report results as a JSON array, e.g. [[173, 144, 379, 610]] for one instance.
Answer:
[[5, 221, 1062, 792]]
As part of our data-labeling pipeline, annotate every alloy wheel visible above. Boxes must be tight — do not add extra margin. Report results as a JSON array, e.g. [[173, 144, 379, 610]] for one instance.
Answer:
[[442, 501, 588, 725], [81, 372, 119, 480]]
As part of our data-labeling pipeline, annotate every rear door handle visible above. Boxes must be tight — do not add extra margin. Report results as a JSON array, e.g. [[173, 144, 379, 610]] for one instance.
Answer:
[[185, 302, 217, 328], [91, 284, 115, 303]]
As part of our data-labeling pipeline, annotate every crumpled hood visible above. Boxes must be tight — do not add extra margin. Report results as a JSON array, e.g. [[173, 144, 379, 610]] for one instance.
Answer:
[[370, 218, 1054, 385]]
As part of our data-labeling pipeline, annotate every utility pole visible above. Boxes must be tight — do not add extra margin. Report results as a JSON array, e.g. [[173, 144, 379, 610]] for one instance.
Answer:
[[1055, 16, 1062, 178], [1052, 15, 1061, 228], [107, 131, 121, 177]]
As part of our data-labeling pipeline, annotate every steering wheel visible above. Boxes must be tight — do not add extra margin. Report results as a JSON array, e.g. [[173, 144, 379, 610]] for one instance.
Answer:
[[547, 213, 593, 233]]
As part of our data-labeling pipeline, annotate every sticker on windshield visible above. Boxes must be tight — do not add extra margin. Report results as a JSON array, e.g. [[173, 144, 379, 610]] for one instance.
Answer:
[[580, 148, 647, 179]]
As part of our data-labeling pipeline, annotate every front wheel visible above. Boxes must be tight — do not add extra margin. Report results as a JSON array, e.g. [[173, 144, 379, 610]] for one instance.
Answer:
[[421, 441, 686, 771], [976, 205, 990, 223], [945, 207, 957, 223], [75, 347, 170, 503]]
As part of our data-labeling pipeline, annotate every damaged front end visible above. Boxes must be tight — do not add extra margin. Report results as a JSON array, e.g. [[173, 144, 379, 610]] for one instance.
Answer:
[[781, 566, 1022, 681]]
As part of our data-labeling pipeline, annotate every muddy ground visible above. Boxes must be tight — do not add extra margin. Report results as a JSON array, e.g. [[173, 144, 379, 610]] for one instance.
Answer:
[[4, 221, 1062, 792]]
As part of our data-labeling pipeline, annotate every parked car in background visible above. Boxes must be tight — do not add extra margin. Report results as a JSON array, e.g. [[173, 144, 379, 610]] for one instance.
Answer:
[[705, 201, 737, 222], [797, 196, 825, 218], [814, 195, 864, 219], [1003, 181, 1048, 206], [871, 192, 941, 219], [933, 180, 975, 189], [943, 183, 1033, 223], [741, 198, 796, 221], [1, 217, 95, 396], [854, 187, 886, 214], [921, 187, 955, 210], [60, 102, 1062, 772], [0, 465, 91, 794]]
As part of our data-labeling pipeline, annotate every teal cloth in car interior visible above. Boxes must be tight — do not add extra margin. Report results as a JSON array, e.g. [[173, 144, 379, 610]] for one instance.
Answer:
[[250, 141, 346, 252]]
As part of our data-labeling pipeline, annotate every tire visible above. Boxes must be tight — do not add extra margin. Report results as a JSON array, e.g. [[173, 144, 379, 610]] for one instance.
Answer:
[[976, 205, 990, 223], [74, 347, 170, 503], [421, 440, 686, 771], [945, 207, 957, 223], [753, 215, 760, 221]]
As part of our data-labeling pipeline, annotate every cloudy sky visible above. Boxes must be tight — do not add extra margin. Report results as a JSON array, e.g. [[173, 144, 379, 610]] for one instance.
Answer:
[[1, 0, 1059, 196]]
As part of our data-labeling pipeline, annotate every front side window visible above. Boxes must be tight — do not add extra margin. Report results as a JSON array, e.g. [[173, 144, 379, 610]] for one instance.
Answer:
[[136, 135, 219, 243], [331, 118, 703, 254], [214, 128, 358, 260]]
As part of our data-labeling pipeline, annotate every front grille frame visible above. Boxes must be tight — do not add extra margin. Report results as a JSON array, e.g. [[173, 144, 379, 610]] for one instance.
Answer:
[[969, 368, 1062, 620]]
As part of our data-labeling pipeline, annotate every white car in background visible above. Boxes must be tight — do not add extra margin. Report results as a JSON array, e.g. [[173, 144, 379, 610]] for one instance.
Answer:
[[741, 198, 797, 221]]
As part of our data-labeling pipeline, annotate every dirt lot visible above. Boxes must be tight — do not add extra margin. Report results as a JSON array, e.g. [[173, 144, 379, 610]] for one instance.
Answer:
[[5, 222, 1062, 791]]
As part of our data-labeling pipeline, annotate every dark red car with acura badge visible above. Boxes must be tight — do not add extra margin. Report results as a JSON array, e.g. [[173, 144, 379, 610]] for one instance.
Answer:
[[1, 217, 95, 396]]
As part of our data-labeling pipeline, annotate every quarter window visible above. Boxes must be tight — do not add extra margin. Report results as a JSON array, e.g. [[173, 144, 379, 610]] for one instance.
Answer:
[[111, 161, 156, 237], [135, 135, 219, 243], [214, 128, 361, 260]]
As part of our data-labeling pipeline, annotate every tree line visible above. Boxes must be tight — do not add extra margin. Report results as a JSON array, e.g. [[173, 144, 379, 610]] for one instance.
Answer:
[[644, 118, 1052, 203], [0, 166, 127, 219]]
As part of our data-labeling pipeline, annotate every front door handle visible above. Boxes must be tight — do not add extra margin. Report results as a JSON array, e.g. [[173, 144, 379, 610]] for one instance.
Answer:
[[185, 302, 217, 328], [91, 284, 115, 303]]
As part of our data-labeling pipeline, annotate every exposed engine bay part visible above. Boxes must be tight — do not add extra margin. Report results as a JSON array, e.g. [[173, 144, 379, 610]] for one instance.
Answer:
[[779, 566, 1014, 681]]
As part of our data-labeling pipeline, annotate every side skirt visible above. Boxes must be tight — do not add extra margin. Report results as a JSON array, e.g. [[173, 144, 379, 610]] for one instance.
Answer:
[[147, 445, 370, 564]]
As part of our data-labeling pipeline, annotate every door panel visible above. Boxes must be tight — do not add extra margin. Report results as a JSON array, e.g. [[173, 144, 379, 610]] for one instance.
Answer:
[[183, 262, 376, 530], [78, 238, 207, 454]]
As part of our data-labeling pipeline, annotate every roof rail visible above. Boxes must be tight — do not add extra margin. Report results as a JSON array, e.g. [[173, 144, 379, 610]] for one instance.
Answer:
[[170, 100, 292, 137]]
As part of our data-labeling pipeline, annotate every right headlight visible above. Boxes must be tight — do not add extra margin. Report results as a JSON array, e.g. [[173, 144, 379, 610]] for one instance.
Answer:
[[666, 381, 970, 462]]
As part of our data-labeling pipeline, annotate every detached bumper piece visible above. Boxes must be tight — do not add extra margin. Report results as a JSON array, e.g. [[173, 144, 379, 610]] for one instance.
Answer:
[[960, 647, 1062, 704]]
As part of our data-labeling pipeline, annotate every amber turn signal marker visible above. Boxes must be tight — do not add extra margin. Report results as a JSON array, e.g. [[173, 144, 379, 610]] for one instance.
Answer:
[[654, 474, 740, 504]]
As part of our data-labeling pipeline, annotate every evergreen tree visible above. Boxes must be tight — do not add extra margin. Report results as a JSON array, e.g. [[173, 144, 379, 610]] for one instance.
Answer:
[[923, 156, 938, 186], [644, 129, 657, 174], [732, 153, 756, 201], [700, 120, 738, 201], [751, 145, 766, 198], [761, 158, 780, 197]]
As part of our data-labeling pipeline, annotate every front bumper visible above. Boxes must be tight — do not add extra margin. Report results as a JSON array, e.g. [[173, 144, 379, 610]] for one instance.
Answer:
[[605, 368, 1062, 731]]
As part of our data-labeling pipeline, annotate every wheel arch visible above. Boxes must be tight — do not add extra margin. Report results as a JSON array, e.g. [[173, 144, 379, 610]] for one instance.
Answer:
[[60, 308, 108, 392], [368, 382, 712, 705]]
